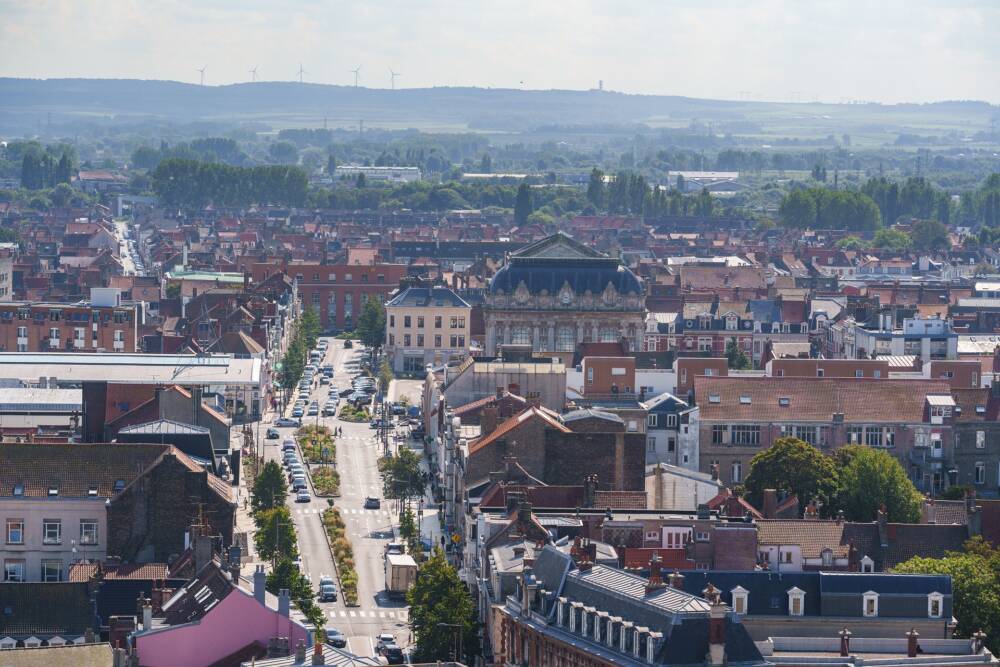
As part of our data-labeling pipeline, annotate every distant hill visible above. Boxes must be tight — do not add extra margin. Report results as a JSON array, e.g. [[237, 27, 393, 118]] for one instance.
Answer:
[[0, 77, 995, 138]]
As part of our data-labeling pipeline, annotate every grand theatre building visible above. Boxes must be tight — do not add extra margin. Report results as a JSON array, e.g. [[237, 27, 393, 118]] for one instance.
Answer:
[[484, 233, 645, 355]]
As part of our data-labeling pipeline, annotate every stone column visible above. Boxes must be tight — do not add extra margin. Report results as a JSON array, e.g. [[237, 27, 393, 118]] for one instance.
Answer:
[[547, 324, 556, 352]]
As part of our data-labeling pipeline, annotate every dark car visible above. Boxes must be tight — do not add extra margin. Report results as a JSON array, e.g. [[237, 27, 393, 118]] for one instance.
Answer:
[[266, 427, 280, 439], [275, 417, 300, 427], [364, 496, 381, 509], [325, 628, 347, 648], [382, 644, 404, 664], [343, 340, 353, 348]]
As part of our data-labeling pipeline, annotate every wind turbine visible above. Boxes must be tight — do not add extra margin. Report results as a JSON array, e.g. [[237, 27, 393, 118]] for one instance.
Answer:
[[249, 65, 258, 83], [351, 66, 361, 87], [196, 66, 206, 86], [297, 63, 306, 83], [389, 68, 401, 90]]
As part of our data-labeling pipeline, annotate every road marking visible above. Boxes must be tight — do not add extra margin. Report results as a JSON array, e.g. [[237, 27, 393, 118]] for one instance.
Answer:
[[349, 610, 357, 617]]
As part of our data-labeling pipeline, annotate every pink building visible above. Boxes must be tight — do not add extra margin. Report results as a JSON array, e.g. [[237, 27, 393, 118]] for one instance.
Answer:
[[132, 564, 311, 667]]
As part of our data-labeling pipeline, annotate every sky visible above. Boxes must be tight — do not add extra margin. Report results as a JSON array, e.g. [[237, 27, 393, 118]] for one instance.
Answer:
[[1, 0, 998, 104]]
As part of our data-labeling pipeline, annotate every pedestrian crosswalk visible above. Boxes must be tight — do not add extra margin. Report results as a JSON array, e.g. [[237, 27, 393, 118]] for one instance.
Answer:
[[294, 508, 394, 518], [330, 609, 408, 621]]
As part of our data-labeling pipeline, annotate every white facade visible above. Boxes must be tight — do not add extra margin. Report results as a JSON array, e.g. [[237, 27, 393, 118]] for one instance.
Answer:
[[1, 497, 107, 582]]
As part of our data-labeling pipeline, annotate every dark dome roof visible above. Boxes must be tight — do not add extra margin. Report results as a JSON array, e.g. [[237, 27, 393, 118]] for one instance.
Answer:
[[490, 261, 642, 295]]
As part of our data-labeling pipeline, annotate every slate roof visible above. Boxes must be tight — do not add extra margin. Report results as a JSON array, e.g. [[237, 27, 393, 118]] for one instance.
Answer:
[[884, 524, 968, 568], [161, 562, 235, 626], [468, 406, 569, 455], [0, 583, 94, 637], [562, 408, 623, 424], [696, 376, 949, 423], [0, 443, 167, 498], [385, 286, 470, 308], [756, 520, 850, 558]]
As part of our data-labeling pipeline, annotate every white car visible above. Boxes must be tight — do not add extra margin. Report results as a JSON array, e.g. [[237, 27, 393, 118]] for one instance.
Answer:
[[296, 489, 311, 502]]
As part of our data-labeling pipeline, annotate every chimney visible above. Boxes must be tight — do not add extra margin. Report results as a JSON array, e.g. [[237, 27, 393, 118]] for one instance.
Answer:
[[710, 463, 720, 482], [295, 639, 307, 664], [496, 385, 504, 400], [707, 590, 727, 666], [669, 570, 684, 591], [583, 474, 598, 508], [654, 464, 664, 509], [763, 489, 777, 519], [804, 500, 819, 520], [877, 504, 889, 546], [192, 525, 213, 573], [253, 564, 267, 604], [312, 635, 325, 665], [645, 554, 665, 595], [906, 628, 920, 658], [839, 628, 852, 657], [481, 405, 498, 436], [517, 501, 533, 525], [924, 496, 937, 524], [278, 589, 290, 617], [85, 628, 96, 644], [113, 647, 128, 667]]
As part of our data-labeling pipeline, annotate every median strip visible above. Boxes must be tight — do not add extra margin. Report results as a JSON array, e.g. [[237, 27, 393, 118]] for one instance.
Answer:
[[321, 507, 360, 606]]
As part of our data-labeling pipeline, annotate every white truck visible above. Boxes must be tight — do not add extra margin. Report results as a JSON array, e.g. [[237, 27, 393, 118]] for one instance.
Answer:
[[384, 553, 417, 598]]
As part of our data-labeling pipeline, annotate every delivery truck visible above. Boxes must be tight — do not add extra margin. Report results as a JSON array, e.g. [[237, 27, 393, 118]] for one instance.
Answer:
[[384, 553, 417, 598]]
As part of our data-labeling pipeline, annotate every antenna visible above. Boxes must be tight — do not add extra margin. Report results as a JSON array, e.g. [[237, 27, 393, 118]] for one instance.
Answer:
[[249, 65, 258, 83], [196, 66, 206, 86], [389, 68, 401, 90], [351, 66, 361, 87], [297, 63, 306, 84]]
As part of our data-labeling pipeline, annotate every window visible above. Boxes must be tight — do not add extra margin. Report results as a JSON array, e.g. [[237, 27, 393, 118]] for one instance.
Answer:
[[787, 587, 805, 616], [817, 368, 825, 378], [821, 549, 833, 567], [863, 591, 879, 617], [416, 334, 424, 347], [41, 560, 63, 582], [647, 414, 658, 428], [4, 559, 25, 582], [860, 555, 874, 573], [711, 425, 729, 445], [449, 316, 458, 329], [928, 592, 943, 619], [556, 326, 575, 352], [975, 462, 986, 485], [403, 334, 411, 347], [599, 327, 619, 343], [783, 551, 793, 564], [731, 461, 742, 483], [49, 327, 60, 340], [388, 334, 395, 346], [696, 531, 710, 541], [708, 394, 721, 403], [864, 426, 883, 447], [43, 519, 61, 544], [587, 367, 594, 385], [873, 370, 882, 378], [666, 414, 678, 428], [510, 326, 531, 345], [417, 316, 424, 328], [668, 437, 676, 452], [404, 315, 411, 328], [647, 437, 656, 453], [739, 395, 751, 404], [344, 273, 352, 282], [361, 273, 368, 283], [778, 397, 790, 407], [731, 587, 748, 615], [6, 519, 23, 544], [977, 431, 986, 449], [389, 315, 395, 328], [731, 425, 761, 446], [16, 326, 26, 338], [458, 316, 466, 328], [434, 335, 441, 347], [328, 273, 336, 282]]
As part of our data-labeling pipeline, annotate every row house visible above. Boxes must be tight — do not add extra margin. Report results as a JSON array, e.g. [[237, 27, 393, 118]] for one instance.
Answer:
[[0, 290, 139, 353], [695, 376, 955, 492], [644, 299, 755, 357]]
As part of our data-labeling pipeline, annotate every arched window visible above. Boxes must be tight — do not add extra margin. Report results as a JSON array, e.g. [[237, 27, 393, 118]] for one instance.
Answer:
[[556, 327, 576, 351], [599, 327, 618, 342]]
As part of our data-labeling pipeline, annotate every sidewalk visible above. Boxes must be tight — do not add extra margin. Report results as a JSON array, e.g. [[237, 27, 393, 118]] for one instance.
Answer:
[[232, 402, 280, 578]]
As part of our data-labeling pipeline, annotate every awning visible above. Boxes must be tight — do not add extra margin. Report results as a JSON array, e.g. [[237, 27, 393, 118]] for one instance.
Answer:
[[926, 395, 956, 407]]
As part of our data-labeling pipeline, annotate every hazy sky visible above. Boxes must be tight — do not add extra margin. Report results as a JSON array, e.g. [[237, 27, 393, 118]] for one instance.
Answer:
[[1, 0, 998, 104]]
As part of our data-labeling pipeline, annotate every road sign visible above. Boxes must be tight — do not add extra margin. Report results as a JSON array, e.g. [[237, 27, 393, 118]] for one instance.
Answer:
[[451, 533, 461, 544]]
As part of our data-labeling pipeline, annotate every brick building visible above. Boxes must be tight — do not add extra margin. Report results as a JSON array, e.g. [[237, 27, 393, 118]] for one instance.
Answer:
[[0, 295, 139, 353]]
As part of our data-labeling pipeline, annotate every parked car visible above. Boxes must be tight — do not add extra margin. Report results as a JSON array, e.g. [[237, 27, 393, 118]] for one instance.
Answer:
[[291, 407, 304, 418], [296, 490, 311, 503], [364, 496, 381, 510], [320, 376, 330, 385], [275, 417, 300, 427], [323, 405, 337, 417], [266, 428, 280, 439], [375, 634, 395, 652], [291, 475, 307, 491], [382, 645, 404, 665], [319, 574, 335, 586], [307, 404, 319, 416], [343, 340, 353, 348]]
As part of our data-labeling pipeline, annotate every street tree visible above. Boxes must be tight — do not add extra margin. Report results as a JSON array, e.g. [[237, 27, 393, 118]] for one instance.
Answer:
[[254, 506, 298, 561], [744, 437, 839, 512], [910, 218, 951, 252], [380, 447, 426, 501], [251, 461, 288, 513], [834, 445, 922, 522], [356, 297, 386, 349], [267, 557, 326, 628], [872, 228, 912, 252], [407, 549, 478, 663]]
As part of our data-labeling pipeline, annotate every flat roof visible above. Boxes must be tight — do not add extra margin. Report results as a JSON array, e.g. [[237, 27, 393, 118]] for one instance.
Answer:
[[0, 353, 261, 385], [165, 270, 246, 283], [0, 387, 82, 411]]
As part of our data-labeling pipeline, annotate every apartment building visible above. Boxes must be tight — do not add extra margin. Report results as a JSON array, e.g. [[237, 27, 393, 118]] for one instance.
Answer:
[[279, 262, 408, 332], [385, 286, 471, 374], [695, 376, 955, 492], [0, 288, 139, 353]]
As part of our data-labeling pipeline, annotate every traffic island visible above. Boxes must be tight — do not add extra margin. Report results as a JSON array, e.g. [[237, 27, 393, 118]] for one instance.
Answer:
[[321, 507, 359, 606]]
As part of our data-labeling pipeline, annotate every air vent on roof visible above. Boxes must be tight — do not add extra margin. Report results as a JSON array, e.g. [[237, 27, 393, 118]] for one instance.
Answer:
[[739, 395, 752, 404], [708, 394, 721, 404], [976, 406, 986, 415], [778, 397, 790, 407], [13, 484, 23, 497], [48, 487, 58, 497]]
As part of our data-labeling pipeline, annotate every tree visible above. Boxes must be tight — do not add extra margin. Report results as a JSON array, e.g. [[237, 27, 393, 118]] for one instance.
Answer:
[[872, 228, 912, 252], [779, 190, 817, 229], [586, 168, 606, 210], [894, 539, 1000, 654], [479, 153, 492, 174], [380, 447, 426, 501], [407, 549, 478, 663], [836, 235, 865, 250], [744, 437, 839, 512], [356, 297, 387, 349], [49, 182, 75, 208], [834, 445, 922, 522], [910, 218, 950, 252], [379, 358, 393, 393], [254, 506, 298, 561], [251, 461, 288, 513], [514, 182, 533, 225], [327, 153, 337, 176], [268, 141, 299, 165], [725, 337, 751, 370], [267, 557, 326, 628]]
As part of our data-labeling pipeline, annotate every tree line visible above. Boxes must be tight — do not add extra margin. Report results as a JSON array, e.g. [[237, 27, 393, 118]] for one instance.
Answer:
[[586, 168, 716, 217], [151, 158, 308, 208], [21, 148, 73, 190]]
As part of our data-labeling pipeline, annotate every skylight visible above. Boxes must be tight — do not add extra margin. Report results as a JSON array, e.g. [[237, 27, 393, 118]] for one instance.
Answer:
[[13, 484, 23, 497], [708, 394, 721, 404], [778, 397, 790, 407], [48, 487, 58, 496], [739, 395, 752, 404]]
